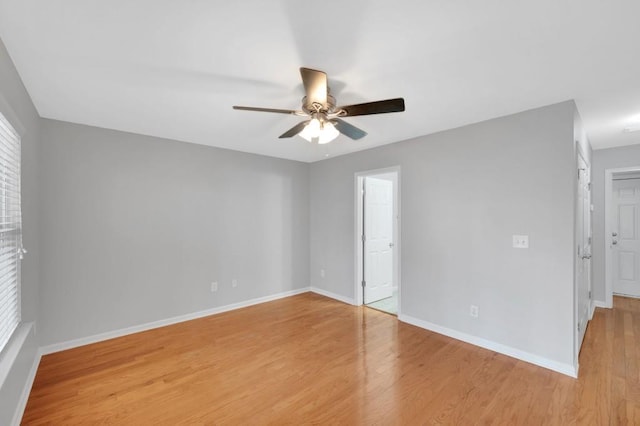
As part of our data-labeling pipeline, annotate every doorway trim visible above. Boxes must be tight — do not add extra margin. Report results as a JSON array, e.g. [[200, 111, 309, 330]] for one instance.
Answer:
[[604, 165, 640, 308], [574, 148, 591, 366], [354, 166, 401, 314]]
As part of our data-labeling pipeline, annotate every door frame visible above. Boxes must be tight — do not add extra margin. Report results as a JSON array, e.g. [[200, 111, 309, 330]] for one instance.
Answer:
[[604, 165, 640, 308], [575, 149, 591, 360], [354, 166, 401, 313]]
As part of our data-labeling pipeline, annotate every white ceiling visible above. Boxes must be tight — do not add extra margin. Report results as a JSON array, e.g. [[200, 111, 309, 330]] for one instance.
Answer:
[[1, 0, 640, 162]]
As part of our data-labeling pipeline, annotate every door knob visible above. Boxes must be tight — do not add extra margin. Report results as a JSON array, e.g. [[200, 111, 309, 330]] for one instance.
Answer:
[[612, 232, 618, 237], [612, 240, 618, 245], [582, 254, 592, 260]]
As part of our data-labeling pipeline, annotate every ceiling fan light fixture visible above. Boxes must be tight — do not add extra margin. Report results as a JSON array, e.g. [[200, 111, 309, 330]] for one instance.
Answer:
[[298, 117, 339, 144], [299, 117, 321, 141], [317, 121, 339, 144]]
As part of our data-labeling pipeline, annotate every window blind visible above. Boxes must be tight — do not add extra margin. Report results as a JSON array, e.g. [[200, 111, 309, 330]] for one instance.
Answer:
[[0, 112, 22, 353]]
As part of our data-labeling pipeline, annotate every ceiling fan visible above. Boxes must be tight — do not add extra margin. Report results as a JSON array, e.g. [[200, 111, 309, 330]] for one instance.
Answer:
[[233, 67, 405, 144]]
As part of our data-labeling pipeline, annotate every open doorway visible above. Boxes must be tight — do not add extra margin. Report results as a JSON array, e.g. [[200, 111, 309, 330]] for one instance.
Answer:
[[355, 167, 400, 315], [605, 166, 640, 307]]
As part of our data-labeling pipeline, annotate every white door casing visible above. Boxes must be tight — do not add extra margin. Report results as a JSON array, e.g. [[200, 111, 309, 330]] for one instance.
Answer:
[[363, 177, 394, 304], [612, 178, 640, 297], [576, 154, 591, 351]]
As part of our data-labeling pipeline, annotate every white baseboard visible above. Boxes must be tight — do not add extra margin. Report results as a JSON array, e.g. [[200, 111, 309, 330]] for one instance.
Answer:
[[613, 292, 640, 300], [11, 348, 42, 426], [40, 287, 311, 355], [310, 287, 355, 305], [398, 314, 577, 378], [593, 300, 610, 309]]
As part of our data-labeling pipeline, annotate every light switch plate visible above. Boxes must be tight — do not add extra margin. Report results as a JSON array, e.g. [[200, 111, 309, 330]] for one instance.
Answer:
[[513, 235, 529, 249]]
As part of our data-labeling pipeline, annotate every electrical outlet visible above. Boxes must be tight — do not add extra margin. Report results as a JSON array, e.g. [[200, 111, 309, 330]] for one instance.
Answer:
[[211, 282, 218, 292], [320, 269, 325, 278], [470, 305, 479, 318], [232, 279, 238, 288], [512, 235, 529, 249]]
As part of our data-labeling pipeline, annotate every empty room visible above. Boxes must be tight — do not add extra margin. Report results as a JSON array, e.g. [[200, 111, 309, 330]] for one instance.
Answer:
[[1, 0, 640, 424]]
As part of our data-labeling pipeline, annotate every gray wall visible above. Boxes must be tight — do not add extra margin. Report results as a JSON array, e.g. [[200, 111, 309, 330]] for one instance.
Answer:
[[39, 120, 309, 346], [310, 101, 577, 367], [591, 144, 640, 303], [0, 37, 41, 425]]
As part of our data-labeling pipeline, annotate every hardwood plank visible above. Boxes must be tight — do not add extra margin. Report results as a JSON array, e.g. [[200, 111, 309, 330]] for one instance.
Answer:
[[21, 293, 640, 424]]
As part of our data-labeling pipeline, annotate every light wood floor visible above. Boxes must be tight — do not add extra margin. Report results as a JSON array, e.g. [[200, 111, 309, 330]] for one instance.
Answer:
[[22, 293, 640, 424]]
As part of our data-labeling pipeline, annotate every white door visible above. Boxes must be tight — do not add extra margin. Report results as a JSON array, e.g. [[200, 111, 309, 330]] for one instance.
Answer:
[[576, 156, 591, 350], [612, 178, 640, 297], [363, 177, 394, 304]]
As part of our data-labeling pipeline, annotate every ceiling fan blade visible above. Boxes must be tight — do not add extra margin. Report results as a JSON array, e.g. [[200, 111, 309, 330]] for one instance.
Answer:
[[233, 106, 301, 115], [333, 118, 367, 140], [338, 98, 405, 117], [279, 121, 309, 138], [300, 67, 328, 106]]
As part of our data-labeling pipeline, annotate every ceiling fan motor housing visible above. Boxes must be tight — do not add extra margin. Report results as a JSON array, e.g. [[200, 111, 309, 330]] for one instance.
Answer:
[[302, 94, 336, 115]]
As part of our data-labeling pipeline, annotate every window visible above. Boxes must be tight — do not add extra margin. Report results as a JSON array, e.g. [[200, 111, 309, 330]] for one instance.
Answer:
[[0, 112, 23, 353]]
